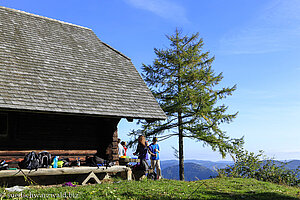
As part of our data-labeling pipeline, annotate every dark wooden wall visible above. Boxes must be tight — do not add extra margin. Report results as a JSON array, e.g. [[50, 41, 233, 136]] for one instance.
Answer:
[[0, 111, 121, 164]]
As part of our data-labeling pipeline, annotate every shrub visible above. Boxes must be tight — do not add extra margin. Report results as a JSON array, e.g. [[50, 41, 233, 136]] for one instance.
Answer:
[[217, 148, 300, 186]]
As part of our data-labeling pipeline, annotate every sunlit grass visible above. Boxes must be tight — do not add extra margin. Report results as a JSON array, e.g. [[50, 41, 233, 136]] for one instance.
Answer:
[[1, 177, 300, 199]]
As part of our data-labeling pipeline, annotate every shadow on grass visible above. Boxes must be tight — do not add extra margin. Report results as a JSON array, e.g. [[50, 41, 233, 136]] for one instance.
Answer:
[[196, 190, 300, 200], [120, 190, 300, 200]]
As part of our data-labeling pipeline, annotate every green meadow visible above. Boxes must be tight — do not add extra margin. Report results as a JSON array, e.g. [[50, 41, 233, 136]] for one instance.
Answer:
[[1, 177, 300, 200]]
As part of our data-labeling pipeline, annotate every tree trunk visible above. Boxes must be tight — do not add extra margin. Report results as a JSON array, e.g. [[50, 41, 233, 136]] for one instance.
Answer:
[[178, 112, 184, 181], [176, 31, 184, 181]]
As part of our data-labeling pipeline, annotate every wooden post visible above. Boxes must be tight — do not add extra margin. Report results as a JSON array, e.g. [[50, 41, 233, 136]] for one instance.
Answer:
[[112, 129, 119, 165], [126, 168, 132, 181]]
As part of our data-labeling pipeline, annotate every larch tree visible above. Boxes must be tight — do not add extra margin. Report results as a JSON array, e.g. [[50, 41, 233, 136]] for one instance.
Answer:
[[129, 29, 243, 181]]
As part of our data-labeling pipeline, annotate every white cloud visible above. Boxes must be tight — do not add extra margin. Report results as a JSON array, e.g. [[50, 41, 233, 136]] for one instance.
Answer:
[[219, 0, 300, 55], [124, 0, 189, 24]]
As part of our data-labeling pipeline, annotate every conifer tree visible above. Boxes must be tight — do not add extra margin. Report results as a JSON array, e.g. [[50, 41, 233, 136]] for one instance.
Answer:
[[130, 29, 243, 181]]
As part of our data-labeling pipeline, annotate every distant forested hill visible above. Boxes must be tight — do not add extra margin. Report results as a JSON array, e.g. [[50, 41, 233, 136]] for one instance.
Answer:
[[162, 163, 217, 181], [286, 160, 300, 169]]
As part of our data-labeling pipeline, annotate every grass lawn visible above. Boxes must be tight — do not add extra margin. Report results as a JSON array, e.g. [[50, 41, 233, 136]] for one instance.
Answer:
[[1, 177, 300, 199]]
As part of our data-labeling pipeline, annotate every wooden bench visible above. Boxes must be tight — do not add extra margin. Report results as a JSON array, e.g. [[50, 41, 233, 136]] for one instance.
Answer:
[[0, 166, 132, 186]]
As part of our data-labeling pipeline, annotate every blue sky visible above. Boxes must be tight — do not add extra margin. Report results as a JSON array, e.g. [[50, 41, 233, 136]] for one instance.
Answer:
[[1, 0, 300, 161]]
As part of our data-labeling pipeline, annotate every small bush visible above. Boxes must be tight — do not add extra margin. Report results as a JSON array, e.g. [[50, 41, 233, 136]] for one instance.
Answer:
[[217, 148, 300, 186]]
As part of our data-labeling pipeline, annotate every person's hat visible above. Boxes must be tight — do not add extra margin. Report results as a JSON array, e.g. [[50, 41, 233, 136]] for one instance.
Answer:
[[153, 137, 158, 142]]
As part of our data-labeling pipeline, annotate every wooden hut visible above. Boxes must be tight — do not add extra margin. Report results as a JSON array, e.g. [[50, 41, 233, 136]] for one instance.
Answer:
[[0, 6, 166, 166]]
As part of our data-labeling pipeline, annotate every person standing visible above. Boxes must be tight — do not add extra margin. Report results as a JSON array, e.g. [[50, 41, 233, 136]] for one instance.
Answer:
[[118, 138, 125, 157], [121, 141, 127, 156], [149, 137, 162, 179], [133, 135, 151, 172]]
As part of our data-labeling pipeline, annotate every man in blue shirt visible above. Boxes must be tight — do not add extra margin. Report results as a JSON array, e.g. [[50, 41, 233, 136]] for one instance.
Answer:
[[149, 137, 162, 179]]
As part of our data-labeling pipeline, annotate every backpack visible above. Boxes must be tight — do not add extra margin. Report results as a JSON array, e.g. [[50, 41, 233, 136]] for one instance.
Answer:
[[133, 159, 149, 172], [85, 155, 105, 167], [147, 170, 157, 180], [38, 151, 51, 168], [18, 151, 40, 170], [0, 160, 8, 170]]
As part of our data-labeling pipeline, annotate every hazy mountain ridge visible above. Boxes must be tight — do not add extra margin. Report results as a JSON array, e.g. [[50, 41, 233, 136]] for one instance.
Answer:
[[160, 159, 300, 181], [161, 159, 300, 170], [161, 159, 233, 171]]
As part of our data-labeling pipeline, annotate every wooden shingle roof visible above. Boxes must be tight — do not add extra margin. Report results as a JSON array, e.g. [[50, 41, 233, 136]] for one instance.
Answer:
[[0, 6, 166, 120]]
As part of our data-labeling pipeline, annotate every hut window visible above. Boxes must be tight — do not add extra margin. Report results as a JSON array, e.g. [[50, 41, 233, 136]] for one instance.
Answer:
[[0, 113, 8, 136]]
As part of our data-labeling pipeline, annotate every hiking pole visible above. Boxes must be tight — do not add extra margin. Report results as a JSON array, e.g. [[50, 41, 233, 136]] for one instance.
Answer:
[[187, 181, 206, 199]]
